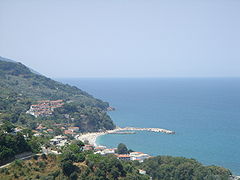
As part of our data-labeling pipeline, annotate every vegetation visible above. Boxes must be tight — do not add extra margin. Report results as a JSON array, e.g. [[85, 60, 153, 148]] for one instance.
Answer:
[[0, 141, 232, 180], [0, 57, 234, 179], [0, 150, 232, 180], [0, 121, 41, 165], [117, 143, 128, 154], [0, 57, 115, 132], [139, 156, 232, 180], [0, 147, 149, 180]]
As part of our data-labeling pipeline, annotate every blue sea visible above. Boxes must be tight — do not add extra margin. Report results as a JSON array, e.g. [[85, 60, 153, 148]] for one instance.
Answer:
[[58, 78, 240, 175]]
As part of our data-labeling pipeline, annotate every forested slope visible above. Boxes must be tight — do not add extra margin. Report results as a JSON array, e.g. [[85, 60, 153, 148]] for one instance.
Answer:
[[0, 57, 115, 131]]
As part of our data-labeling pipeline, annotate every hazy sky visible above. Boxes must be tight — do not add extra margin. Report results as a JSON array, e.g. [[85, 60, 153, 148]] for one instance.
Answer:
[[0, 0, 240, 78]]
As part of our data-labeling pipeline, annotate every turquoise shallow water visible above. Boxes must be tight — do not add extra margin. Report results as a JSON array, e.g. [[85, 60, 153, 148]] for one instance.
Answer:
[[58, 78, 240, 175]]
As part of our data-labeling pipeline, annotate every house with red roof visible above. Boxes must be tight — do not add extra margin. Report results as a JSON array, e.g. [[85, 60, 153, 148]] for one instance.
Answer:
[[116, 154, 131, 161], [64, 130, 75, 135]]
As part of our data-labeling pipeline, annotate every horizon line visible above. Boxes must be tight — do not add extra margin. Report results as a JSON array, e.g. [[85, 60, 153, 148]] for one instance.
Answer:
[[53, 76, 240, 79]]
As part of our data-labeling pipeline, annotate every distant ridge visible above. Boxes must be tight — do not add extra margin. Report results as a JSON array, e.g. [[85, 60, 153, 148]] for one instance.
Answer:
[[0, 56, 115, 132], [0, 56, 16, 63], [0, 56, 41, 75]]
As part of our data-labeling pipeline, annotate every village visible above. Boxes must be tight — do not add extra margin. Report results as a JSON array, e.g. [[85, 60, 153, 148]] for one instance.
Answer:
[[23, 99, 164, 176], [35, 124, 152, 164], [25, 100, 165, 165], [32, 124, 151, 176], [26, 100, 64, 117]]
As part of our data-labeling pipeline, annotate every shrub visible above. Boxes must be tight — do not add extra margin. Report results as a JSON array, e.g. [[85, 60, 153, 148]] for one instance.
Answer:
[[37, 161, 46, 169], [48, 153, 57, 161], [41, 154, 47, 160], [76, 153, 85, 162], [61, 160, 77, 177], [13, 159, 23, 167], [13, 173, 19, 178], [49, 170, 60, 178], [35, 174, 40, 179], [69, 172, 78, 180], [34, 167, 40, 171], [33, 155, 39, 160]]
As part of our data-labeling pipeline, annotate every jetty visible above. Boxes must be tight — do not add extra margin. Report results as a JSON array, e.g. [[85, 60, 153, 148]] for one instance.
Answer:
[[107, 131, 136, 134], [108, 127, 175, 134]]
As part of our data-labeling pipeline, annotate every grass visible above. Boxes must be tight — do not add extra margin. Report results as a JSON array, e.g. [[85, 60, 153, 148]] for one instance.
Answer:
[[0, 154, 61, 180]]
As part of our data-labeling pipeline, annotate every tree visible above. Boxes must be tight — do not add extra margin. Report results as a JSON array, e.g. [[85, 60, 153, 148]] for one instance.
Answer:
[[1, 120, 15, 133], [0, 146, 14, 164], [61, 151, 77, 162], [174, 162, 195, 180], [67, 143, 82, 154], [29, 122, 37, 130], [76, 153, 85, 162], [69, 171, 78, 180], [117, 143, 128, 154], [21, 129, 33, 139], [54, 128, 63, 136], [75, 140, 85, 150], [15, 133, 31, 153], [110, 167, 120, 179], [61, 160, 77, 177]]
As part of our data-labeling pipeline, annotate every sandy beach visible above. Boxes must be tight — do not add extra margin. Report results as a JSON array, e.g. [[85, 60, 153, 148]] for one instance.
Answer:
[[76, 128, 123, 146], [77, 127, 174, 146], [76, 132, 106, 146]]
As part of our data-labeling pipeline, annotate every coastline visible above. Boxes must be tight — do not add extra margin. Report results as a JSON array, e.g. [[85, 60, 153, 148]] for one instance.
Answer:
[[64, 78, 240, 175], [77, 127, 175, 146], [77, 131, 106, 146]]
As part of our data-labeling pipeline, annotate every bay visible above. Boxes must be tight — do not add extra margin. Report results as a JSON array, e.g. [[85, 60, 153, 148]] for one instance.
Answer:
[[58, 78, 240, 175]]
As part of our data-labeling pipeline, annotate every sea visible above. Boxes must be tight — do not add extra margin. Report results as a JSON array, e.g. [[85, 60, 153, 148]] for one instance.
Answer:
[[57, 78, 240, 175]]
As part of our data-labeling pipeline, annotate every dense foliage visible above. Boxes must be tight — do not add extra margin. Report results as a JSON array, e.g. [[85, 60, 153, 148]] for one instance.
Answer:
[[117, 143, 128, 154], [0, 149, 233, 180], [52, 103, 115, 132], [0, 121, 40, 165], [0, 151, 148, 180], [0, 57, 115, 131], [140, 156, 232, 180]]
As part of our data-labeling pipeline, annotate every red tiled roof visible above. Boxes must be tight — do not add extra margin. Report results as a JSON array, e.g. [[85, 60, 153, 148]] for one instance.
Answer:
[[117, 154, 130, 158], [64, 130, 75, 135]]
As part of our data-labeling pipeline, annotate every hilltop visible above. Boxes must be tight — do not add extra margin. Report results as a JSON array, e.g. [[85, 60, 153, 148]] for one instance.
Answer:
[[0, 57, 115, 132]]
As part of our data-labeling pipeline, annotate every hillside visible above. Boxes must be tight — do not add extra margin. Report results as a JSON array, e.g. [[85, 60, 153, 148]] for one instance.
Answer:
[[0, 57, 234, 180], [0, 57, 115, 132], [0, 146, 232, 180]]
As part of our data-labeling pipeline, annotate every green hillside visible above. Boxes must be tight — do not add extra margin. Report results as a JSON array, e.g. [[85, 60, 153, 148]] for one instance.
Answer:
[[0, 57, 234, 180], [0, 144, 232, 180], [0, 57, 115, 132]]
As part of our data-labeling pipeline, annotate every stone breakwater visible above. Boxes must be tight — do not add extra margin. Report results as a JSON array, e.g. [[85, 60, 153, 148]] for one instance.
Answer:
[[112, 127, 175, 134], [107, 131, 136, 134]]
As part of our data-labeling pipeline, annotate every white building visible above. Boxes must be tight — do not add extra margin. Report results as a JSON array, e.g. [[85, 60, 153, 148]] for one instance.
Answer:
[[130, 152, 151, 162], [139, 169, 146, 175], [50, 135, 68, 146]]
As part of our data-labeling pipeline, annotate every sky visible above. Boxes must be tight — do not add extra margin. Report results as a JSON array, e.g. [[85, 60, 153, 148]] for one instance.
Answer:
[[0, 0, 240, 78]]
